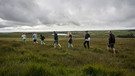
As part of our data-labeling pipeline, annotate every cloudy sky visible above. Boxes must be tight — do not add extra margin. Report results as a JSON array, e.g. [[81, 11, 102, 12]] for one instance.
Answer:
[[0, 0, 135, 32]]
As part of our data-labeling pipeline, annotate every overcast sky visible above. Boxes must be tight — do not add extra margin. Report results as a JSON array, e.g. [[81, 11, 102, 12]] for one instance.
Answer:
[[0, 0, 135, 32]]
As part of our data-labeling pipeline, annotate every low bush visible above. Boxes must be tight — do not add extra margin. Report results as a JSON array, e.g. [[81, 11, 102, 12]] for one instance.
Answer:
[[0, 45, 15, 52], [25, 64, 53, 76], [82, 65, 123, 76]]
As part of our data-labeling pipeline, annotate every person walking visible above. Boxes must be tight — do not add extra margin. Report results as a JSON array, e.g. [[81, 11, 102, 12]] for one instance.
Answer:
[[68, 32, 73, 48], [84, 31, 90, 49], [54, 31, 61, 48], [21, 33, 26, 44], [40, 34, 45, 45], [32, 32, 38, 44], [107, 31, 116, 54]]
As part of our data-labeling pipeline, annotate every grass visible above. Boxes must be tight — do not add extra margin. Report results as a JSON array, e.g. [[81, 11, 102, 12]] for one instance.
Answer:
[[82, 64, 123, 76], [0, 31, 135, 76]]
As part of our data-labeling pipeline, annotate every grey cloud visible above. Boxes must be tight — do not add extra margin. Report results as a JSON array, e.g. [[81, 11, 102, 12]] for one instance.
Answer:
[[0, 19, 34, 28], [0, 0, 135, 31], [0, 0, 38, 24]]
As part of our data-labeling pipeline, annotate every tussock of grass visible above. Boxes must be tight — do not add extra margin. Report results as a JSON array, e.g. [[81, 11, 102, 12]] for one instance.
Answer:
[[92, 48, 104, 53], [82, 65, 123, 76], [0, 45, 15, 52], [11, 41, 22, 47], [25, 63, 53, 76]]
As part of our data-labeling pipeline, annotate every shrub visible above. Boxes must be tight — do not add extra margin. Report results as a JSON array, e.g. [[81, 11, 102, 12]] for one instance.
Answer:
[[0, 45, 15, 52], [92, 48, 104, 53], [82, 65, 123, 76], [25, 64, 53, 76], [11, 41, 21, 47]]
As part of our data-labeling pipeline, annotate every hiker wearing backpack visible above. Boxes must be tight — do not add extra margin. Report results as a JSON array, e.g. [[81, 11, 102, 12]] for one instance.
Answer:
[[84, 31, 90, 49], [40, 34, 45, 45], [68, 32, 73, 48], [53, 31, 61, 48], [107, 31, 116, 54]]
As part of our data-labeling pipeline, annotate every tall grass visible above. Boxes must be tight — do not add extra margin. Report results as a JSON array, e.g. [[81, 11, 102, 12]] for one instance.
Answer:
[[82, 65, 123, 76], [0, 31, 135, 76]]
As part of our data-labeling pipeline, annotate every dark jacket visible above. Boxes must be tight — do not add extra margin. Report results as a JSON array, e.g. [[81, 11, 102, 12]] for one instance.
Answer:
[[109, 34, 115, 44], [85, 33, 90, 39], [54, 33, 58, 41], [68, 34, 72, 43], [40, 35, 45, 40]]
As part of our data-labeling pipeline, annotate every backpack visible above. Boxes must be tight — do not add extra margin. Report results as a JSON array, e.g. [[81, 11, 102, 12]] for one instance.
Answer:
[[42, 36, 45, 40]]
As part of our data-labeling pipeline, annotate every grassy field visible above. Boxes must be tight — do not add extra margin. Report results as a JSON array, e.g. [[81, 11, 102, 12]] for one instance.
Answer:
[[0, 31, 135, 76]]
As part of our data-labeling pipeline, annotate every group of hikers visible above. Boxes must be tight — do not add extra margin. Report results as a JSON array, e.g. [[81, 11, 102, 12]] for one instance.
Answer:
[[21, 31, 116, 54]]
